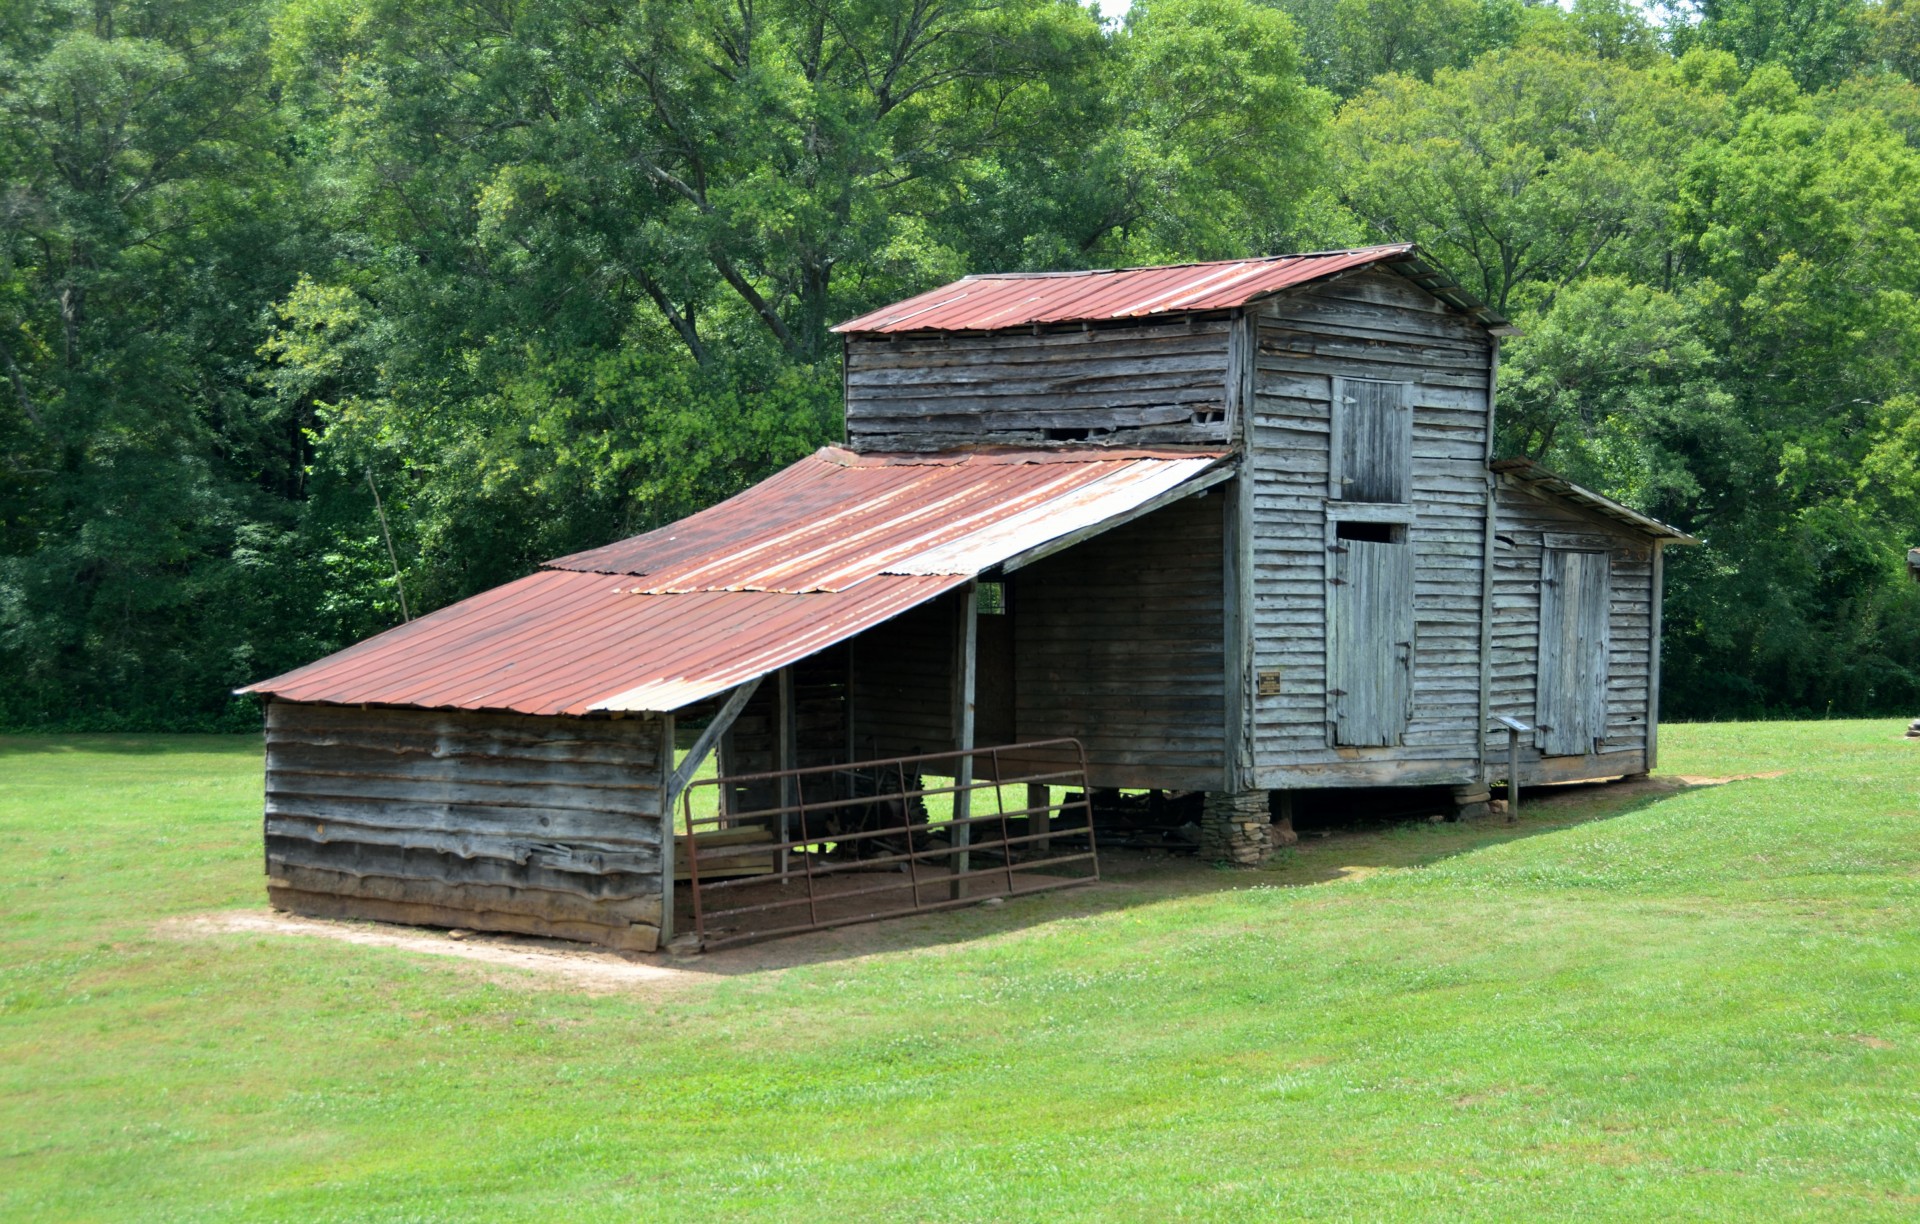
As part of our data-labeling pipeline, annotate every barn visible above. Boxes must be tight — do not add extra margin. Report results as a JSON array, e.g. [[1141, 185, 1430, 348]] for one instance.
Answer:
[[242, 243, 1695, 951]]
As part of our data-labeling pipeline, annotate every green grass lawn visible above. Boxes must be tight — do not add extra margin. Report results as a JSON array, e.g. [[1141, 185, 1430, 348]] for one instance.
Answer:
[[3, 723, 1918, 1220]]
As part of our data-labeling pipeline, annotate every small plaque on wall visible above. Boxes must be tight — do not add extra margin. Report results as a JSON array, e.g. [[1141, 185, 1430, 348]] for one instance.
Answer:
[[1256, 669, 1284, 697]]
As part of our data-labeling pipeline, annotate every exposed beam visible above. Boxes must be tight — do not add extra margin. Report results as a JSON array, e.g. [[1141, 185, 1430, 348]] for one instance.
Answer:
[[998, 463, 1236, 576], [665, 675, 763, 802]]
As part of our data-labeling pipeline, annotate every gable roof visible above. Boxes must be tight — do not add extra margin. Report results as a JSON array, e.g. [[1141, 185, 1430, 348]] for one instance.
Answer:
[[832, 243, 1508, 335], [1491, 458, 1698, 543], [242, 447, 1230, 716]]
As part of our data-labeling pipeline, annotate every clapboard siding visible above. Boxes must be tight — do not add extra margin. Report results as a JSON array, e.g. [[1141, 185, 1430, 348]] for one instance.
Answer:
[[1489, 478, 1656, 783], [263, 701, 667, 951], [1247, 269, 1493, 788], [844, 321, 1233, 451], [1008, 492, 1226, 790]]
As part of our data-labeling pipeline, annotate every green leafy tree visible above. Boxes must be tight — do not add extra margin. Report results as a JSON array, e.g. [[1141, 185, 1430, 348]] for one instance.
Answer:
[[1265, 0, 1524, 97], [0, 0, 330, 727]]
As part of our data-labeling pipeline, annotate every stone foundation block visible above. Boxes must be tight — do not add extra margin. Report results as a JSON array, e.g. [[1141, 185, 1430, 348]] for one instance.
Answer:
[[1201, 789, 1274, 866]]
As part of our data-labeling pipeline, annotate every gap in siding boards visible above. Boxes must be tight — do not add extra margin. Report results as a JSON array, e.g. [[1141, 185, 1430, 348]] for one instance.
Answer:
[[1249, 276, 1491, 773], [843, 322, 1232, 451]]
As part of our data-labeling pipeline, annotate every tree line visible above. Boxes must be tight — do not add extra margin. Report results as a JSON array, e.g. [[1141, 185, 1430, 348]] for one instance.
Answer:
[[3, 0, 1918, 728]]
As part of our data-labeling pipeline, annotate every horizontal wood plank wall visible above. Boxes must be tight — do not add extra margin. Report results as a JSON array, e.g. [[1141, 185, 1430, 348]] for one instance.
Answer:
[[850, 593, 958, 759], [1489, 478, 1655, 783], [1006, 492, 1226, 790], [1248, 268, 1493, 788], [263, 702, 667, 952], [843, 321, 1233, 451]]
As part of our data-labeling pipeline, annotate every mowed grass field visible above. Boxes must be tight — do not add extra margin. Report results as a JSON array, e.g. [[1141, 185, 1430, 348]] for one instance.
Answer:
[[3, 723, 1918, 1221]]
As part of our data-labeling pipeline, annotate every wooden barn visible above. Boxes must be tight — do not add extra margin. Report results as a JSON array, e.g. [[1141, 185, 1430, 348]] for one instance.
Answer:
[[242, 243, 1695, 951]]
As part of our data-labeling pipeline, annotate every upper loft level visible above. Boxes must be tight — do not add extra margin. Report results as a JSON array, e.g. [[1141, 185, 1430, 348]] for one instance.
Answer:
[[832, 244, 1510, 454]]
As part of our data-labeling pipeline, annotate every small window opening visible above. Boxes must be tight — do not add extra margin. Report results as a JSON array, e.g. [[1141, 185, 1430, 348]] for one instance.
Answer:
[[1045, 427, 1090, 442], [1335, 520, 1404, 544], [977, 581, 1007, 615]]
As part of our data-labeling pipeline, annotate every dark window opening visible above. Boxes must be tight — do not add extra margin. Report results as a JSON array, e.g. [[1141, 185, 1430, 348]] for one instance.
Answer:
[[1045, 427, 1090, 442], [1336, 520, 1404, 544]]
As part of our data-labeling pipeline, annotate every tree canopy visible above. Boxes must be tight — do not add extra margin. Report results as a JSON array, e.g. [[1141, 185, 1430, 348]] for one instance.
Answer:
[[2, 0, 1917, 727]]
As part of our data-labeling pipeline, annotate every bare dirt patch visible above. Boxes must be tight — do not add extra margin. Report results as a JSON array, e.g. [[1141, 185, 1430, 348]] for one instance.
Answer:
[[164, 910, 697, 993]]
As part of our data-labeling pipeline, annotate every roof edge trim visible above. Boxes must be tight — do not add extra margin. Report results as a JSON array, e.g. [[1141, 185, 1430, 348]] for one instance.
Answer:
[[1491, 458, 1699, 544]]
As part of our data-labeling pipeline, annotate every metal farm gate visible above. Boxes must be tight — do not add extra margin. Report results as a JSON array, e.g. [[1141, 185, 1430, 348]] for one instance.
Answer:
[[677, 740, 1099, 949]]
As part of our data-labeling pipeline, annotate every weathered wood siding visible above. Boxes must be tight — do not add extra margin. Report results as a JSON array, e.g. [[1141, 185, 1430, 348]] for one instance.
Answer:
[[843, 320, 1233, 451], [1247, 267, 1494, 787], [264, 702, 668, 951], [850, 594, 959, 759], [1489, 478, 1656, 781], [1328, 537, 1415, 746], [1008, 491, 1226, 790], [1536, 549, 1611, 756]]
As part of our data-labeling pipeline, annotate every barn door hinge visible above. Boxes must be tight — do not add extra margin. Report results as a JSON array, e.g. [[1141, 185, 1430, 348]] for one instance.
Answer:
[[1328, 544, 1349, 554], [1328, 688, 1347, 697], [1328, 577, 1347, 586]]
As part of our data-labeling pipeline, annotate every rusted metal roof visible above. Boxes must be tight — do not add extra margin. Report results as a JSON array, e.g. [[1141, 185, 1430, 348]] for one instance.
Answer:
[[243, 448, 1230, 715], [550, 447, 1224, 590], [1491, 459, 1698, 543], [832, 243, 1508, 334]]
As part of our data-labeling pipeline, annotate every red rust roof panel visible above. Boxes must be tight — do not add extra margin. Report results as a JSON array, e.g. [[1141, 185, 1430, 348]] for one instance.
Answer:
[[547, 447, 1226, 590], [242, 571, 969, 716], [244, 447, 1229, 714], [833, 245, 1418, 334]]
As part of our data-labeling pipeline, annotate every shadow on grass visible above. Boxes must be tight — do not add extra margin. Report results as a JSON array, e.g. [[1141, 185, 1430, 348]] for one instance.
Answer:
[[0, 733, 263, 758], [668, 773, 1730, 978]]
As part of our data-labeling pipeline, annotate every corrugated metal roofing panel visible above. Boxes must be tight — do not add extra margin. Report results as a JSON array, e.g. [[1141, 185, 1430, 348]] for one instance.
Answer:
[[1490, 458, 1698, 543], [241, 571, 967, 716], [547, 447, 1226, 590], [833, 245, 1428, 334], [244, 447, 1230, 714]]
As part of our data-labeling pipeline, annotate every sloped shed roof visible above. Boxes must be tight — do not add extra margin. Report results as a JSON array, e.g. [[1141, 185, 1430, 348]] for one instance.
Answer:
[[1491, 458, 1698, 543], [833, 243, 1508, 334], [243, 448, 1229, 716]]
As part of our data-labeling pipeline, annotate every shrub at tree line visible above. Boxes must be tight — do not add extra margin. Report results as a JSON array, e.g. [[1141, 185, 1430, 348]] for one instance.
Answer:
[[2, 0, 1917, 729]]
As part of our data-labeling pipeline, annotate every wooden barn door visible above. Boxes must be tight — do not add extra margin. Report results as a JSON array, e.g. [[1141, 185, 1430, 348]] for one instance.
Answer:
[[1330, 378, 1412, 504], [1328, 537, 1415, 746], [1536, 549, 1611, 756]]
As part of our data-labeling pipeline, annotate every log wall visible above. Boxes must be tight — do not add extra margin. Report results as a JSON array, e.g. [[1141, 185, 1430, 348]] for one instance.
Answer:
[[843, 320, 1234, 451], [1247, 268, 1494, 788], [263, 701, 668, 951]]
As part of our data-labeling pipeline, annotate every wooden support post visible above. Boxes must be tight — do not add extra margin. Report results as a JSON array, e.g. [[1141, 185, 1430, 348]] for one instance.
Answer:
[[659, 715, 677, 946], [1026, 782, 1050, 856], [1273, 790, 1297, 846], [777, 667, 796, 884], [666, 676, 763, 800], [950, 582, 978, 901]]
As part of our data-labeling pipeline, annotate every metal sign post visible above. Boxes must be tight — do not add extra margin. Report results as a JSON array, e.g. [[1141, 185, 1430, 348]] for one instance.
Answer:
[[1492, 715, 1532, 817]]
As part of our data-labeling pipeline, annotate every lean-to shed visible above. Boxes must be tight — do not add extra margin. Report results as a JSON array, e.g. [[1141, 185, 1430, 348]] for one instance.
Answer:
[[244, 243, 1695, 950]]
